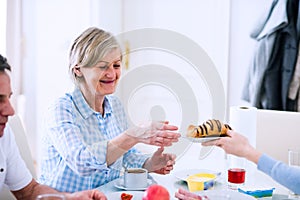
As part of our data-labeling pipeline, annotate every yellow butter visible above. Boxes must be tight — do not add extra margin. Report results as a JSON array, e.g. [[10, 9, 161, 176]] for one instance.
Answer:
[[186, 173, 216, 192]]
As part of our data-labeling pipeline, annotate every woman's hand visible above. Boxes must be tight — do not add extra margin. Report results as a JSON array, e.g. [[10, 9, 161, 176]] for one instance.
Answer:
[[175, 188, 203, 200], [202, 130, 250, 157], [126, 121, 180, 147], [143, 147, 176, 174], [107, 121, 179, 166], [202, 130, 262, 164]]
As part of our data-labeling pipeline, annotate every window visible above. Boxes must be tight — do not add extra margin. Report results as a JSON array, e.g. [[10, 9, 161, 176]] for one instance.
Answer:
[[0, 0, 7, 55]]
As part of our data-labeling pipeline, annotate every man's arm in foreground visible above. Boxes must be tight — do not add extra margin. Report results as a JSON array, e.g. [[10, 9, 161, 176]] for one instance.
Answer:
[[11, 179, 107, 200]]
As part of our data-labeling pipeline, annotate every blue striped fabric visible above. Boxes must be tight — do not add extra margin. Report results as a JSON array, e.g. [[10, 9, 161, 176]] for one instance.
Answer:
[[38, 87, 148, 192]]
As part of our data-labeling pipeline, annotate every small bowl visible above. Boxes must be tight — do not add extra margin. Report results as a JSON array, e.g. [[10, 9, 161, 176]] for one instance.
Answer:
[[186, 173, 216, 192]]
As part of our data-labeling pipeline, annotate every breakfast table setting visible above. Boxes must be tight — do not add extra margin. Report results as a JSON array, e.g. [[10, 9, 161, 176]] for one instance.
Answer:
[[97, 141, 294, 200]]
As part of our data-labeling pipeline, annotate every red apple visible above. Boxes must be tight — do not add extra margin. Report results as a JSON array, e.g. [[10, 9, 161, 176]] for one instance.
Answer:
[[143, 184, 170, 200]]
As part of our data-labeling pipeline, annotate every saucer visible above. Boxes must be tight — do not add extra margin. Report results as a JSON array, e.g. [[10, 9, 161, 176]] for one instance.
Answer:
[[174, 168, 221, 182], [182, 136, 221, 143], [114, 178, 154, 190]]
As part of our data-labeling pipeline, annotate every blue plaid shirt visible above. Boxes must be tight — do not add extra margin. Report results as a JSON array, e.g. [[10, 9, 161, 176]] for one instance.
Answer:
[[38, 88, 148, 192]]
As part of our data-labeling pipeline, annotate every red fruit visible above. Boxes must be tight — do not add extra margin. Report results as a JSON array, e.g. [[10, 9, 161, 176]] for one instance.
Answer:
[[143, 184, 170, 200], [121, 192, 133, 200]]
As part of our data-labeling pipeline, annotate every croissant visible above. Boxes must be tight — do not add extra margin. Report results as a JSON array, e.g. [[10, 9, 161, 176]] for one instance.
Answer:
[[187, 119, 232, 138]]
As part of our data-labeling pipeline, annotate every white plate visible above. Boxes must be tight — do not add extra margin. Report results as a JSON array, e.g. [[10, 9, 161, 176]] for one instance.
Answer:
[[183, 136, 221, 143], [196, 189, 256, 200], [114, 178, 154, 191], [106, 191, 144, 200], [173, 169, 221, 182]]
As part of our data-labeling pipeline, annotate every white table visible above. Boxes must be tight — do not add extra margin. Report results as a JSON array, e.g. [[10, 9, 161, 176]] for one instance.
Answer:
[[97, 143, 291, 200]]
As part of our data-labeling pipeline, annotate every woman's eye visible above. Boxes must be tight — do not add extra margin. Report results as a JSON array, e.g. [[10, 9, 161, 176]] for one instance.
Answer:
[[99, 65, 108, 70], [113, 64, 121, 68]]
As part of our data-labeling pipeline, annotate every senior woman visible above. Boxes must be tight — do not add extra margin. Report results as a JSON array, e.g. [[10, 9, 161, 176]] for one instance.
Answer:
[[38, 27, 180, 192]]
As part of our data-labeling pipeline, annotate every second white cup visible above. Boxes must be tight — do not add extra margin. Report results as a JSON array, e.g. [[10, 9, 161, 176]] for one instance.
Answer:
[[124, 168, 148, 189], [288, 149, 300, 199], [288, 149, 300, 166]]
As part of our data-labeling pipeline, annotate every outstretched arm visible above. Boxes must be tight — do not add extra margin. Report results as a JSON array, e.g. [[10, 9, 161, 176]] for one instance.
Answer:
[[202, 130, 262, 164], [202, 130, 300, 194], [12, 179, 107, 200]]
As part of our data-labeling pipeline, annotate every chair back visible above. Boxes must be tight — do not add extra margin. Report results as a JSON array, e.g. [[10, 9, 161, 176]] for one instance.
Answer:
[[256, 109, 300, 164]]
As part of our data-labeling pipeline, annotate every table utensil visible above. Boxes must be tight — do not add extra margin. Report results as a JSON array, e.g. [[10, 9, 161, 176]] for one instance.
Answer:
[[173, 168, 221, 182], [182, 136, 221, 143], [114, 176, 154, 191], [36, 194, 65, 200]]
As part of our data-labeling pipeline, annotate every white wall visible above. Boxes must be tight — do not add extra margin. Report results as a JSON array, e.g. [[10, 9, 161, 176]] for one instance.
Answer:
[[18, 0, 123, 174], [114, 0, 273, 157], [228, 0, 273, 107], [118, 0, 231, 156], [120, 0, 230, 123], [7, 0, 274, 171]]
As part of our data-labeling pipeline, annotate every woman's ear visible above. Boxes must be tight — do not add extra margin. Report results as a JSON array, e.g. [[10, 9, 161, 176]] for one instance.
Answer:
[[73, 65, 83, 77]]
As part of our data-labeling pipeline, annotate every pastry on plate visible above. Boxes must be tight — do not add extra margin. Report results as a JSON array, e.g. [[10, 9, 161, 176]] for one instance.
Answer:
[[187, 119, 232, 138]]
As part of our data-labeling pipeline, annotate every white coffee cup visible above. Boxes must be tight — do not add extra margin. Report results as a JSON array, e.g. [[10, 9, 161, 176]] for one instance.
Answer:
[[124, 168, 148, 189]]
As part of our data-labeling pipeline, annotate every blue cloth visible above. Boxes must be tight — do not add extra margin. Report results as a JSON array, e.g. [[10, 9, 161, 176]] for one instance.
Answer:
[[38, 88, 149, 192], [257, 154, 300, 194]]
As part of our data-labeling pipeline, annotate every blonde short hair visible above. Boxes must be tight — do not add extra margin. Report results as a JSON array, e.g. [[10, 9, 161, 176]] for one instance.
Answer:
[[68, 27, 121, 84]]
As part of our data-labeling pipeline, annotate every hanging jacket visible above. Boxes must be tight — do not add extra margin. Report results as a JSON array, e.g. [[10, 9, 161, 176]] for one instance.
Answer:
[[242, 0, 288, 108], [262, 0, 299, 110]]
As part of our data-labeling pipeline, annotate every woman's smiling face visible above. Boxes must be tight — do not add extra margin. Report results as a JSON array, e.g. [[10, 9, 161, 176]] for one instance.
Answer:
[[78, 48, 122, 98]]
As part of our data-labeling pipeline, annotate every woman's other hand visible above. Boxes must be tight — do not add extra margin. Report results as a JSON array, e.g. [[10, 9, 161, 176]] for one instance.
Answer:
[[143, 147, 176, 174]]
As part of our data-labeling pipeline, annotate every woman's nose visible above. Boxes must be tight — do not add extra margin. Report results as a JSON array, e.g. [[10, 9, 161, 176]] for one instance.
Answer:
[[105, 65, 116, 75]]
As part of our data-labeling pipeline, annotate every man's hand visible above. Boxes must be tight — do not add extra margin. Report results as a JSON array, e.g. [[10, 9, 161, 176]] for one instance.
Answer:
[[66, 189, 107, 200], [175, 188, 203, 200]]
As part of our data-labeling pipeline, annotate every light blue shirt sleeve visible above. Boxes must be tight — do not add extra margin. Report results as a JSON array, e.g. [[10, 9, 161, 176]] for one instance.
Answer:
[[257, 154, 300, 194], [123, 148, 149, 169]]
